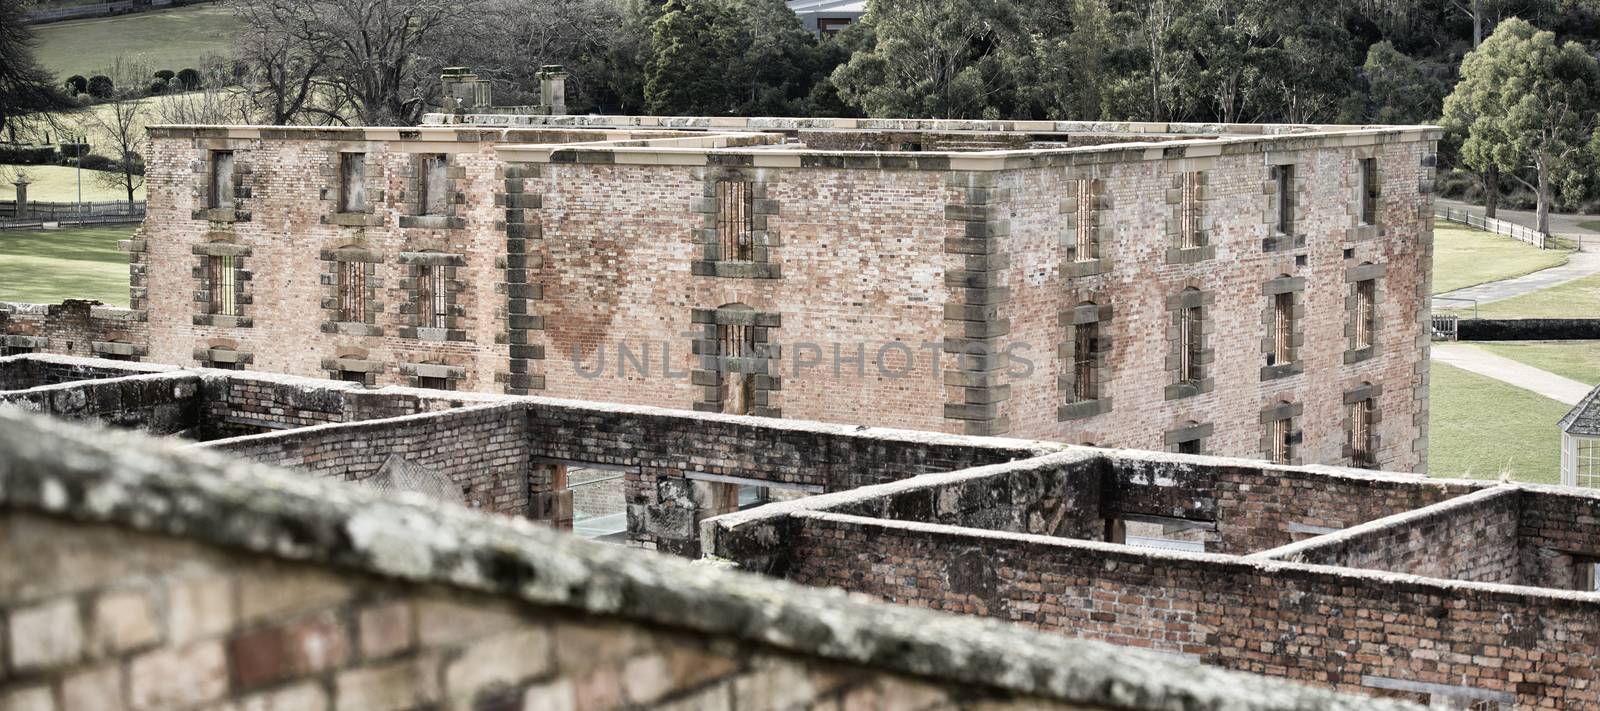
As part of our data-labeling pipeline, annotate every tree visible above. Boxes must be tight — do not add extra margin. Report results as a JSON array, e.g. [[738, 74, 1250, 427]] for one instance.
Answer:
[[175, 68, 203, 91], [87, 75, 115, 99], [65, 75, 88, 94], [446, 0, 637, 114], [1442, 18, 1600, 233], [230, 9, 341, 125], [82, 88, 149, 210], [644, 0, 741, 115], [0, 0, 77, 138], [1359, 41, 1448, 124], [830, 0, 1022, 119], [230, 0, 480, 125]]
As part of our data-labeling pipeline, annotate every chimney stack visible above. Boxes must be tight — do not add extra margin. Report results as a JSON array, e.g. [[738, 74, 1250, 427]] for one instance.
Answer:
[[538, 65, 568, 116], [438, 67, 492, 113]]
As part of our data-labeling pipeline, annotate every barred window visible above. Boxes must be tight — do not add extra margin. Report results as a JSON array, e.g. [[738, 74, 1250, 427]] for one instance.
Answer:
[[1359, 157, 1378, 226], [337, 261, 366, 322], [417, 265, 448, 329], [1273, 164, 1294, 234], [1070, 320, 1099, 403], [207, 255, 237, 316], [1074, 179, 1095, 261], [717, 322, 756, 415], [1271, 416, 1295, 464], [1178, 304, 1203, 383], [339, 153, 367, 213], [716, 180, 754, 262], [1355, 279, 1377, 348], [1180, 171, 1202, 249], [420, 154, 449, 216], [1348, 397, 1376, 466], [209, 151, 235, 209], [418, 375, 451, 391], [1177, 438, 1201, 455], [1271, 291, 1294, 366]]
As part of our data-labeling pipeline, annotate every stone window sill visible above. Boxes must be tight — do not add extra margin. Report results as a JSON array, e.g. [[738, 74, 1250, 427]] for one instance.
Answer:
[[193, 314, 252, 328], [1165, 246, 1214, 264], [1344, 346, 1377, 364], [1261, 234, 1306, 253], [320, 322, 384, 337], [192, 207, 248, 223], [1164, 379, 1213, 401], [323, 212, 385, 228], [691, 260, 782, 279], [1058, 397, 1112, 421], [398, 215, 466, 230], [1260, 362, 1303, 381]]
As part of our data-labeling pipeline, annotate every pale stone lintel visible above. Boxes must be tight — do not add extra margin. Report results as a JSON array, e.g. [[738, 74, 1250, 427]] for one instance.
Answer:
[[363, 128, 404, 141], [947, 155, 1009, 172], [750, 153, 803, 168], [685, 470, 825, 493], [609, 150, 709, 167], [497, 147, 558, 163], [224, 127, 261, 139]]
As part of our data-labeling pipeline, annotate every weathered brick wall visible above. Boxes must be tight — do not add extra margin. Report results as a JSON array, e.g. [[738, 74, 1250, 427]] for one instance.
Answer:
[[523, 399, 1055, 555], [140, 130, 517, 392], [199, 403, 532, 514], [0, 354, 172, 391], [0, 511, 1135, 711], [1517, 486, 1600, 589], [780, 511, 1597, 708], [1268, 487, 1522, 583], [0, 371, 203, 435], [136, 123, 1436, 474], [4, 406, 1404, 711], [999, 138, 1432, 474], [1104, 454, 1486, 554], [0, 300, 148, 361]]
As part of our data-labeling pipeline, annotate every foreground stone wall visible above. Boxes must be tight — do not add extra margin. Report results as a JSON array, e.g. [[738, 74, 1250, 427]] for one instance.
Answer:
[[0, 300, 147, 362], [0, 407, 1408, 711], [201, 403, 533, 514], [776, 511, 1592, 708], [1264, 487, 1522, 584], [0, 371, 204, 435], [0, 353, 171, 391]]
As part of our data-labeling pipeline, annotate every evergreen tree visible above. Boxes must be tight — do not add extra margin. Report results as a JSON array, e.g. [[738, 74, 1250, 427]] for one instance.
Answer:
[[1442, 18, 1600, 232], [645, 0, 741, 115]]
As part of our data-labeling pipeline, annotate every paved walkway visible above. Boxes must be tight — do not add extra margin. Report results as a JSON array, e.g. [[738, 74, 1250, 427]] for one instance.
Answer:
[[1433, 248, 1600, 306], [1432, 343, 1592, 406]]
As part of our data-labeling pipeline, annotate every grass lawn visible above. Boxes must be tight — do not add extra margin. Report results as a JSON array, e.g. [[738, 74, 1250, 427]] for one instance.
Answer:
[[1471, 341, 1600, 385], [1432, 220, 1569, 295], [1579, 219, 1600, 233], [0, 165, 145, 202], [1429, 362, 1566, 484], [1462, 272, 1600, 319], [0, 226, 132, 305], [32, 4, 239, 80]]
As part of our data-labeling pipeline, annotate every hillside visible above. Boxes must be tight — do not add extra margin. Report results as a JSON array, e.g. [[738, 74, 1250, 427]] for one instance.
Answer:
[[31, 3, 238, 79]]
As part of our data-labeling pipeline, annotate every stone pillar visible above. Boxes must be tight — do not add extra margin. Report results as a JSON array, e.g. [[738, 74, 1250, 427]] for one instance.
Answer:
[[538, 65, 567, 116], [12, 178, 28, 218]]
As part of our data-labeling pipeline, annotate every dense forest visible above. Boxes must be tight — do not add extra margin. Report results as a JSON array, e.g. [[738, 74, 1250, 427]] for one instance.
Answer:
[[3, 0, 1599, 218]]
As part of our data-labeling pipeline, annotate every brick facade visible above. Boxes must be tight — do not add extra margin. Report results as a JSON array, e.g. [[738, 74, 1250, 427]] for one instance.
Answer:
[[109, 117, 1438, 473]]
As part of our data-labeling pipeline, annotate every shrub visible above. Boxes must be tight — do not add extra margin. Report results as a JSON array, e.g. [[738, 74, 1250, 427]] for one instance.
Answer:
[[64, 75, 88, 94], [74, 92, 93, 107], [175, 68, 202, 90], [57, 142, 91, 159], [147, 79, 168, 95], [0, 146, 58, 165], [76, 154, 119, 171], [154, 69, 175, 82], [87, 75, 115, 99]]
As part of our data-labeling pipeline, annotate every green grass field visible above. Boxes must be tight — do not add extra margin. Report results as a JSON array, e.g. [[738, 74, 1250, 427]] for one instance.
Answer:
[[0, 226, 133, 305], [1471, 341, 1600, 385], [1432, 220, 1569, 295], [32, 4, 239, 80], [1428, 362, 1565, 484], [1461, 272, 1600, 319], [0, 165, 145, 202], [1579, 219, 1600, 233]]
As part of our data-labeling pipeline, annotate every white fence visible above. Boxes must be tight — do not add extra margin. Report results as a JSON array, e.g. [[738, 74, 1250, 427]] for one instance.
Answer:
[[1435, 206, 1550, 249]]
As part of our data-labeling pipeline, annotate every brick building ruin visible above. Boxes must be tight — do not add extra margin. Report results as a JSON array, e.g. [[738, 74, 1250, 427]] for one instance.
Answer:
[[4, 354, 1599, 708], [0, 400, 1419, 711], [3, 115, 1439, 472]]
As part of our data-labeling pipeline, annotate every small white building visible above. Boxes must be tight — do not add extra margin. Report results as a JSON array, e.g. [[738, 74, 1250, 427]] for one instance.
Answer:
[[1559, 386, 1600, 487], [786, 0, 865, 35]]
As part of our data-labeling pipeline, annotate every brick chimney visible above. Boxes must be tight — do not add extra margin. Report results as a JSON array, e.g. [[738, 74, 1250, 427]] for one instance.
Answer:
[[438, 67, 492, 113], [538, 65, 567, 116]]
